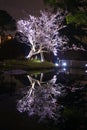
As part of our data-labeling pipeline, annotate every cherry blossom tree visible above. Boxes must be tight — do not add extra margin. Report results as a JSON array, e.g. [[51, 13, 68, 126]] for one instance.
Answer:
[[17, 10, 68, 60]]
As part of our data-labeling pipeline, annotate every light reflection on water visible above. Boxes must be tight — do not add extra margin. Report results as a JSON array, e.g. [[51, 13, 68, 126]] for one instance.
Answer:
[[0, 68, 87, 130]]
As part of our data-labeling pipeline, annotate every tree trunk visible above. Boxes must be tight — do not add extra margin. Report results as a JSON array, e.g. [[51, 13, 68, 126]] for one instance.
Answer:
[[40, 52, 44, 62]]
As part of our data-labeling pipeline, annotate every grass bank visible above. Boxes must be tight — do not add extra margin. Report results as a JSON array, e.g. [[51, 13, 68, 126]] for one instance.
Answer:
[[0, 59, 55, 70]]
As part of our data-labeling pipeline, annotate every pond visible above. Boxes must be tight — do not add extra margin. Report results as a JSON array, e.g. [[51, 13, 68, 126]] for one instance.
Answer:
[[0, 67, 87, 130]]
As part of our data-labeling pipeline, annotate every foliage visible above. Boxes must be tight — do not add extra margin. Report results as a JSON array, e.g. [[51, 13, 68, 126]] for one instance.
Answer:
[[44, 0, 87, 12], [15, 32, 29, 44], [43, 0, 87, 49], [66, 13, 87, 25], [44, 0, 87, 25]]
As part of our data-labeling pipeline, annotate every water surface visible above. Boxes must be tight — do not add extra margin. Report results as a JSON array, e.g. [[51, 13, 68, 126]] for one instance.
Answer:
[[0, 67, 87, 130]]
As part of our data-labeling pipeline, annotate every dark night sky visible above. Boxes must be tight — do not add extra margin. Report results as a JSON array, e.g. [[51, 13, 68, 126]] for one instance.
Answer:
[[0, 0, 45, 19]]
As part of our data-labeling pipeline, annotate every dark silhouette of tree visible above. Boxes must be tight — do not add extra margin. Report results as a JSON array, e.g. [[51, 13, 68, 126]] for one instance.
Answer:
[[44, 0, 87, 13], [0, 10, 16, 30], [0, 38, 30, 60], [0, 10, 17, 35]]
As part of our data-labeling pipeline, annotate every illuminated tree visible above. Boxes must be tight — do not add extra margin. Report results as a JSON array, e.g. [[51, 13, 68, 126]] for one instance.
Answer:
[[17, 10, 68, 60]]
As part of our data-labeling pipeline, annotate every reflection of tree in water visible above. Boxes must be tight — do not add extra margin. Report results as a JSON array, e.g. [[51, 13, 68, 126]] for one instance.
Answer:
[[17, 74, 66, 122], [17, 72, 87, 126]]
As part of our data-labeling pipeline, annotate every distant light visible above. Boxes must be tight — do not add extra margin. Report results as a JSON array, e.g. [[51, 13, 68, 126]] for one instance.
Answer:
[[85, 64, 87, 67], [85, 70, 87, 73], [62, 62, 67, 67], [63, 68, 66, 71], [55, 63, 59, 67], [7, 35, 12, 40]]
